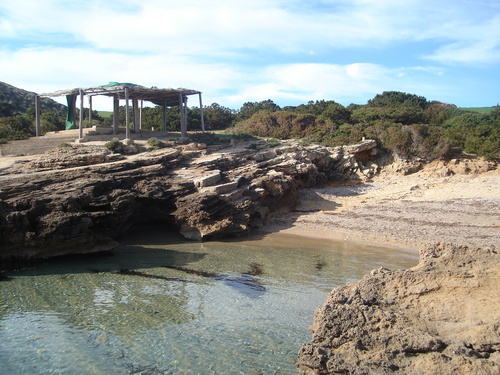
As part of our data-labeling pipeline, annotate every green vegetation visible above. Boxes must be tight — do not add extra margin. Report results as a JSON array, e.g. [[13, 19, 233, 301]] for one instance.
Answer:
[[1, 82, 497, 160], [234, 93, 499, 160], [96, 110, 113, 118], [146, 137, 165, 150], [0, 81, 66, 116], [459, 107, 496, 114], [0, 81, 106, 143], [104, 139, 125, 154]]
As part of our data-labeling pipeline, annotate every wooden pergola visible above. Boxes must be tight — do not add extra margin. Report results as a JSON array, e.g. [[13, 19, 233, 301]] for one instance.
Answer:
[[37, 82, 205, 139]]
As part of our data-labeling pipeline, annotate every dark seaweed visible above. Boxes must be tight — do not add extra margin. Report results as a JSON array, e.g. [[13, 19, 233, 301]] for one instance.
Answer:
[[162, 265, 219, 278], [88, 268, 191, 283], [245, 262, 264, 276]]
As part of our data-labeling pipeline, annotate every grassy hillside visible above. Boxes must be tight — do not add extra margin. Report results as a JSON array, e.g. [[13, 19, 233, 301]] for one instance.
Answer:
[[96, 111, 113, 118], [459, 107, 496, 114], [0, 81, 66, 116]]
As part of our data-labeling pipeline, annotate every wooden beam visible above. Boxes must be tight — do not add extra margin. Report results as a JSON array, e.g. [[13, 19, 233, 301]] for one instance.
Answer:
[[125, 86, 130, 139], [133, 98, 139, 133], [79, 89, 84, 139], [89, 95, 93, 128], [199, 93, 205, 132], [35, 95, 41, 137], [181, 94, 188, 138], [113, 95, 119, 134], [140, 100, 143, 130], [179, 92, 186, 138]]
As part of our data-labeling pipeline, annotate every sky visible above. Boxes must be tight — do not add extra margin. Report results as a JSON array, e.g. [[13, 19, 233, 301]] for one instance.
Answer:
[[1, 0, 499, 110]]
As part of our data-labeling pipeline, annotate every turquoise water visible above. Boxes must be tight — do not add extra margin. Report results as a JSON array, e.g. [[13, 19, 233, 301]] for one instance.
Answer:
[[0, 225, 418, 374]]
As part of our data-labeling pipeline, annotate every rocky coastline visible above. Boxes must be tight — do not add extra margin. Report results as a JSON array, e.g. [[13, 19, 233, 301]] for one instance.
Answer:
[[1, 137, 498, 374], [0, 138, 379, 263], [297, 243, 499, 374]]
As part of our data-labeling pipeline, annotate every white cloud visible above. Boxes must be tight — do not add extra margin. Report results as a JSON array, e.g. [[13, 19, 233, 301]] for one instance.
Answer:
[[223, 62, 449, 107], [0, 46, 242, 108], [2, 0, 499, 63], [1, 0, 498, 108], [423, 15, 500, 65]]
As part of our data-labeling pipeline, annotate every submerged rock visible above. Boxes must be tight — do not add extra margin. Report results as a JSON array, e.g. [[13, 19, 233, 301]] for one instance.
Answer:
[[297, 243, 500, 374]]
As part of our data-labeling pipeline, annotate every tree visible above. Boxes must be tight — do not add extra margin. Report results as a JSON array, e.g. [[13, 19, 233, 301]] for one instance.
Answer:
[[443, 112, 499, 159], [0, 114, 34, 141], [202, 103, 236, 130], [236, 100, 280, 122], [317, 102, 351, 124], [352, 92, 428, 125], [0, 102, 16, 117], [367, 91, 429, 109]]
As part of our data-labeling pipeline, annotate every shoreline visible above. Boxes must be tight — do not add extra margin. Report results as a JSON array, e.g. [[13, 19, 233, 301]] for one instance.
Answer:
[[258, 225, 418, 253], [263, 170, 500, 252]]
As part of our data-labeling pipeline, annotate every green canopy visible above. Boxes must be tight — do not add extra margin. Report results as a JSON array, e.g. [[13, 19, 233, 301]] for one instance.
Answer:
[[100, 81, 141, 88]]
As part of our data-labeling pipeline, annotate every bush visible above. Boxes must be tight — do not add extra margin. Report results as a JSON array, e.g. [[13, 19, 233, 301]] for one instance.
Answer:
[[234, 110, 319, 140], [147, 137, 165, 150], [0, 114, 34, 141], [231, 92, 498, 161], [104, 139, 125, 154], [443, 112, 499, 159]]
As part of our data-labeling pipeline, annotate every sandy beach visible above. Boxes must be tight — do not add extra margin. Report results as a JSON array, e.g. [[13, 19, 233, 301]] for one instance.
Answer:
[[265, 168, 500, 252]]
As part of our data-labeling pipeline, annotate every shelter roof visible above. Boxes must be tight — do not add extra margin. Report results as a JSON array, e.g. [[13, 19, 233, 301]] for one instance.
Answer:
[[40, 82, 201, 106]]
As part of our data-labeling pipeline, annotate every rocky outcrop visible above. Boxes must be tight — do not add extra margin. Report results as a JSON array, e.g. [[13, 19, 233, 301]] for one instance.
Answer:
[[297, 243, 500, 374], [0, 139, 378, 262], [381, 155, 497, 177], [10, 145, 124, 171]]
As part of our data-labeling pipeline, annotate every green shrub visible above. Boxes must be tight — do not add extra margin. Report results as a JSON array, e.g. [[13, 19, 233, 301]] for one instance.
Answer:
[[231, 92, 498, 160], [147, 137, 165, 150], [104, 139, 125, 154], [58, 142, 73, 148]]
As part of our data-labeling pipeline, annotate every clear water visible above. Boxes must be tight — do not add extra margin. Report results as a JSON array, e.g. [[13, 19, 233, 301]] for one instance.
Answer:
[[0, 225, 418, 374]]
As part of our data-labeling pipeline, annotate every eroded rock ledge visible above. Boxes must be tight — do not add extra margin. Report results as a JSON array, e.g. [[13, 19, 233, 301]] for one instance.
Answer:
[[0, 139, 378, 262], [297, 243, 500, 374]]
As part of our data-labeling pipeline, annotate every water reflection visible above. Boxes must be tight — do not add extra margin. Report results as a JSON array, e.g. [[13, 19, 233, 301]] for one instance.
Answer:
[[0, 225, 418, 374]]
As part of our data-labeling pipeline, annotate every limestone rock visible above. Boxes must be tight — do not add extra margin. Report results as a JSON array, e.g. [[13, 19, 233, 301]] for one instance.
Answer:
[[10, 145, 124, 171], [0, 139, 378, 262], [297, 243, 500, 374]]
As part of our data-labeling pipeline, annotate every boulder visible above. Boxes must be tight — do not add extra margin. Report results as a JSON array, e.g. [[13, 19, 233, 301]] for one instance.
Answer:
[[297, 243, 500, 374]]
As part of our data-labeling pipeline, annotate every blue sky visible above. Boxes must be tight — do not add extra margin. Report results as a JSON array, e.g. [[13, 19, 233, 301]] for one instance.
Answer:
[[1, 0, 499, 110]]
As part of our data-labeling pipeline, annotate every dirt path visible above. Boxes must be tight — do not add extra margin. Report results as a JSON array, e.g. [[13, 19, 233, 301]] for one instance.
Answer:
[[265, 170, 500, 251]]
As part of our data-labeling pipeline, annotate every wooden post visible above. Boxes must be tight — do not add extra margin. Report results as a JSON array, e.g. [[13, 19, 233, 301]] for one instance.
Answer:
[[184, 98, 188, 135], [184, 97, 188, 135], [199, 93, 205, 132], [179, 92, 184, 138], [163, 98, 167, 132], [113, 95, 119, 134], [133, 98, 139, 133], [179, 93, 187, 139], [139, 100, 143, 130], [88, 95, 93, 128], [125, 86, 130, 140], [35, 95, 41, 137], [79, 89, 84, 139]]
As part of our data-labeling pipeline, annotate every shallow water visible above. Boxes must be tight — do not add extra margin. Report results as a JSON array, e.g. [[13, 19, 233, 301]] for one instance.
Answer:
[[0, 225, 418, 374]]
